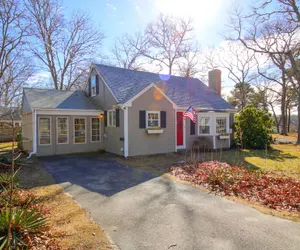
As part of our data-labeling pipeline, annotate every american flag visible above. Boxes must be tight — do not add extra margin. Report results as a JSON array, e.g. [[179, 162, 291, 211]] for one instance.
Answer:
[[183, 106, 197, 123]]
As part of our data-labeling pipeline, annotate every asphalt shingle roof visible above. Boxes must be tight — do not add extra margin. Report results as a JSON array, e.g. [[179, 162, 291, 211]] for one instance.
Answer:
[[23, 88, 101, 110], [0, 107, 21, 121], [95, 64, 235, 110]]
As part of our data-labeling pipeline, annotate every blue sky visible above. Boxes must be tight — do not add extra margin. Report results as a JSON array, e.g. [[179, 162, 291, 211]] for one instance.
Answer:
[[63, 0, 255, 54]]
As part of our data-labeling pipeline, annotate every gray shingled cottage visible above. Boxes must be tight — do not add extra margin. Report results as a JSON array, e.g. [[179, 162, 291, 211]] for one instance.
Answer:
[[21, 64, 235, 157]]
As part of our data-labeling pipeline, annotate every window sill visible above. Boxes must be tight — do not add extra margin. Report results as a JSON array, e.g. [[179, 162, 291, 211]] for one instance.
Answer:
[[219, 135, 230, 139], [147, 129, 164, 134]]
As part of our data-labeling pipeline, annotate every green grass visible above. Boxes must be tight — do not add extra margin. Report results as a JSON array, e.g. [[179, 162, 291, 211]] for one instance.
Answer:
[[107, 144, 300, 180], [201, 144, 300, 180]]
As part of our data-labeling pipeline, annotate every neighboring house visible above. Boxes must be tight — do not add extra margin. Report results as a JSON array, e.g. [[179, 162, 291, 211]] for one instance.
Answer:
[[21, 64, 235, 157], [0, 106, 22, 127], [0, 106, 22, 142]]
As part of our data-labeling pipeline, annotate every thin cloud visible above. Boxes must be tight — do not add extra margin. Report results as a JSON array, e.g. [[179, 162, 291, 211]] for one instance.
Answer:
[[118, 21, 125, 25], [106, 3, 116, 12]]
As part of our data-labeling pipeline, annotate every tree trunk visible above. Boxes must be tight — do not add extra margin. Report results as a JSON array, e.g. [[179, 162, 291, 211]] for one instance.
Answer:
[[297, 95, 300, 144], [288, 107, 291, 133], [281, 87, 287, 135]]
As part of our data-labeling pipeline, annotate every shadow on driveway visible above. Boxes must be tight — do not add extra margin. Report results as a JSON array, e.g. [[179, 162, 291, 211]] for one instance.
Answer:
[[39, 154, 157, 197]]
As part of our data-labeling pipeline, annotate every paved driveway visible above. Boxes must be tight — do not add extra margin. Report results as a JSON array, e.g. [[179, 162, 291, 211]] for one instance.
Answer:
[[40, 155, 300, 250]]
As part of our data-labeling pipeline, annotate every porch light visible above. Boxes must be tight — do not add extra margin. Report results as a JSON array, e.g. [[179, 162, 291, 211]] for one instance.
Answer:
[[99, 114, 104, 119]]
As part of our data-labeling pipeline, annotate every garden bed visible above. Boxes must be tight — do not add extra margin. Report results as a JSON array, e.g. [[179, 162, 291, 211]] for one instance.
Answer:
[[169, 161, 300, 213]]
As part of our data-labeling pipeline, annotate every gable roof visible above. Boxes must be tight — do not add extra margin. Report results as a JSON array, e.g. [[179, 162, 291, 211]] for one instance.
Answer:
[[23, 88, 101, 111], [0, 106, 21, 121], [94, 64, 235, 111]]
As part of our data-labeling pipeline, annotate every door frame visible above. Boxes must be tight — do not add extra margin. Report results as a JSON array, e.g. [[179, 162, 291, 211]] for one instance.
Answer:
[[176, 110, 186, 150]]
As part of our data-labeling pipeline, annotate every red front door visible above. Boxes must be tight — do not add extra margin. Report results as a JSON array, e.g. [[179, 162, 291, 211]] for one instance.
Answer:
[[177, 112, 183, 146]]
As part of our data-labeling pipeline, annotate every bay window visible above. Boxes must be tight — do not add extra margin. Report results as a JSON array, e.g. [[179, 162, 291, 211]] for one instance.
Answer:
[[216, 117, 227, 134], [198, 116, 210, 134]]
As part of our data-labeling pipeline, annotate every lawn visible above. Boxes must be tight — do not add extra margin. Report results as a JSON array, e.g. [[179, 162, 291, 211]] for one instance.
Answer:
[[112, 144, 300, 180], [271, 133, 298, 140], [0, 141, 17, 152]]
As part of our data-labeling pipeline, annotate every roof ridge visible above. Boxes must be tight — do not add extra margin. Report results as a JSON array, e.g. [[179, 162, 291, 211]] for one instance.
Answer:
[[94, 63, 200, 80], [23, 87, 78, 92]]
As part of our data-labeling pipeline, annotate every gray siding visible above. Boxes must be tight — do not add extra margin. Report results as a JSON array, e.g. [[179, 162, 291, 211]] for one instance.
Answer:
[[215, 137, 230, 149], [36, 114, 103, 156], [90, 69, 117, 110], [22, 94, 32, 113], [103, 110, 124, 156], [128, 87, 175, 156], [22, 113, 33, 152]]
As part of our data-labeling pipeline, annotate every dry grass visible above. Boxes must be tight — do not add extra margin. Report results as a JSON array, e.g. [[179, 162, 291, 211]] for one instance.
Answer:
[[0, 141, 17, 152], [31, 185, 113, 250], [271, 133, 298, 140], [15, 156, 114, 250]]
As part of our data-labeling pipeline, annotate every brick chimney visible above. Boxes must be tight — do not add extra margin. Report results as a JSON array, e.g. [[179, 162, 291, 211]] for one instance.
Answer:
[[208, 69, 221, 95]]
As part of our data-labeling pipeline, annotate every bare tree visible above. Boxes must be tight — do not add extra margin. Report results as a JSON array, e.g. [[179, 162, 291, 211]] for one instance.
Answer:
[[176, 43, 202, 77], [25, 0, 105, 90], [0, 0, 34, 106], [111, 32, 148, 70], [226, 4, 300, 141], [131, 13, 195, 75]]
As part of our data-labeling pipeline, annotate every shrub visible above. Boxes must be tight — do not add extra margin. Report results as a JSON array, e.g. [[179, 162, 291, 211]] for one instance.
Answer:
[[17, 132, 22, 150], [234, 105, 273, 149], [0, 208, 47, 249]]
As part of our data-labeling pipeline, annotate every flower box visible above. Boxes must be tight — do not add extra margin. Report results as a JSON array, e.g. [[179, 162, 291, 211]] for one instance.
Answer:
[[219, 135, 230, 139], [147, 129, 164, 134]]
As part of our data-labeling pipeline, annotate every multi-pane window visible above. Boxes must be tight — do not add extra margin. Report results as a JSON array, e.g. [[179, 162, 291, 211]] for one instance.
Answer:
[[91, 76, 96, 96], [147, 111, 160, 128], [39, 117, 51, 145], [108, 110, 116, 127], [74, 118, 86, 143], [199, 117, 210, 134], [57, 117, 68, 144], [91, 118, 100, 142], [216, 117, 227, 133]]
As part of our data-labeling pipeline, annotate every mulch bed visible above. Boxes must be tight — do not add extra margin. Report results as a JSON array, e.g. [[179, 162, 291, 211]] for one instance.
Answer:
[[169, 161, 300, 212]]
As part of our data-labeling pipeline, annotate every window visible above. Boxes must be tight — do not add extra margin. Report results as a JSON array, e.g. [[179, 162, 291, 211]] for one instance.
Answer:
[[57, 117, 68, 144], [91, 117, 101, 142], [146, 111, 160, 128], [74, 118, 86, 143], [39, 117, 51, 145], [108, 110, 116, 127], [91, 76, 96, 96], [198, 116, 210, 134], [216, 117, 227, 134]]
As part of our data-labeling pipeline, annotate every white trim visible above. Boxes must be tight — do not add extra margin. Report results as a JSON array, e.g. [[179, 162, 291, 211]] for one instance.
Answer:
[[90, 117, 101, 143], [124, 107, 129, 157], [33, 110, 37, 152], [176, 111, 186, 150], [73, 117, 87, 144], [36, 109, 103, 116], [56, 117, 69, 145], [107, 109, 116, 127], [123, 83, 178, 109], [38, 116, 51, 146], [92, 65, 119, 102], [146, 111, 160, 128]]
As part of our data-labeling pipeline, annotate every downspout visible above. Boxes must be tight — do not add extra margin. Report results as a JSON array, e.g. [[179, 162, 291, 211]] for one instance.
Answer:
[[123, 106, 129, 158], [27, 109, 37, 159]]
